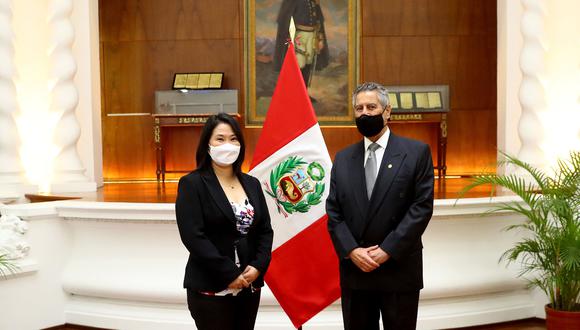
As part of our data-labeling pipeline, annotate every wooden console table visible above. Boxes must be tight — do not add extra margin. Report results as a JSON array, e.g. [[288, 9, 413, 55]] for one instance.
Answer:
[[152, 113, 240, 182], [386, 85, 450, 179], [391, 113, 448, 178]]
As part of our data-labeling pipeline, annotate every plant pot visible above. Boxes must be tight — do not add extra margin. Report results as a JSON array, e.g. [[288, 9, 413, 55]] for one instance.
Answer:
[[545, 305, 580, 330]]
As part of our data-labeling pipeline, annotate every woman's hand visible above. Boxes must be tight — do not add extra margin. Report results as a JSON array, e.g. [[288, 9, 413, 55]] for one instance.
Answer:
[[241, 265, 260, 284], [227, 274, 249, 289]]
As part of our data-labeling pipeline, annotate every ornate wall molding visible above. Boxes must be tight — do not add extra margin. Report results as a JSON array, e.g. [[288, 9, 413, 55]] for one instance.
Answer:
[[0, 0, 25, 187], [0, 212, 29, 260], [48, 0, 89, 184]]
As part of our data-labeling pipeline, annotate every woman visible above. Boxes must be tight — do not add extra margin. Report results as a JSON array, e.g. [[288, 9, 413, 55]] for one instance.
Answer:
[[175, 113, 273, 330]]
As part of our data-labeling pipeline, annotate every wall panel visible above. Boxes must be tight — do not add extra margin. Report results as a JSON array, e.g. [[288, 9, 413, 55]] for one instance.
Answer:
[[100, 0, 241, 42], [102, 115, 156, 179], [362, 0, 496, 36], [100, 0, 496, 180]]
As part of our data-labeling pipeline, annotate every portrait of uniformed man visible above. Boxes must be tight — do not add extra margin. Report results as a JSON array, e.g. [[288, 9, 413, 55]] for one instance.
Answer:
[[274, 0, 330, 89], [251, 0, 353, 123]]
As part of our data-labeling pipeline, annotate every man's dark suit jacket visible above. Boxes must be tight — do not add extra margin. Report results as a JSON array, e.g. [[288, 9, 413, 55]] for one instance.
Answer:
[[326, 133, 434, 292], [175, 169, 273, 292]]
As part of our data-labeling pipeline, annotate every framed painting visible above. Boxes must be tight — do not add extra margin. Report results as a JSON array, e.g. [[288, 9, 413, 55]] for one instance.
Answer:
[[245, 0, 359, 126]]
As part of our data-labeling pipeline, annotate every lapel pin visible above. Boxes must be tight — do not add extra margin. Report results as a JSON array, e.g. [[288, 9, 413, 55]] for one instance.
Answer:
[[388, 164, 393, 169]]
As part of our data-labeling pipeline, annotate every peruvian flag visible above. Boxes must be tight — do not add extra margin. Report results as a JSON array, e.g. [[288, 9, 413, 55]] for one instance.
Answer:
[[249, 43, 341, 328]]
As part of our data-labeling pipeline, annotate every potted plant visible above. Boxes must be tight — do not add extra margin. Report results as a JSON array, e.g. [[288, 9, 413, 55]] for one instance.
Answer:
[[461, 151, 580, 329]]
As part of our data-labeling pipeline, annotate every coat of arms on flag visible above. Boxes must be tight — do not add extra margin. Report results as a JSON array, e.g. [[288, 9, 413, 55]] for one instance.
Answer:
[[264, 156, 326, 217]]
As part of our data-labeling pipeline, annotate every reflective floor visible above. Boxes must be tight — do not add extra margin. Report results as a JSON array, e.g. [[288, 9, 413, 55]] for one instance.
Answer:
[[46, 177, 505, 204]]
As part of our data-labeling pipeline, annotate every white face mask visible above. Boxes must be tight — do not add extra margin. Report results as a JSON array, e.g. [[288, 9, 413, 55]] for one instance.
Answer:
[[208, 143, 241, 166]]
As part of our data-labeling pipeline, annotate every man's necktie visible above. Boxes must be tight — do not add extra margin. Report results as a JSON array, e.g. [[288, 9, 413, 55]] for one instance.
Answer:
[[365, 143, 380, 198]]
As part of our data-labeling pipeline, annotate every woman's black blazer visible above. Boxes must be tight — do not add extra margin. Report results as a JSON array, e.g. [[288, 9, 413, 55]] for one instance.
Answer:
[[175, 168, 273, 292]]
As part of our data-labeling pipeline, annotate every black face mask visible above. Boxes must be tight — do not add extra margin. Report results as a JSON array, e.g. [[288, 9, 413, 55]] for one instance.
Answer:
[[355, 110, 386, 137]]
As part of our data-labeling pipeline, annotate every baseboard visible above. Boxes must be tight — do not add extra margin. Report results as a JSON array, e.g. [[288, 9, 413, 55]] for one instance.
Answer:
[[43, 324, 109, 330], [61, 289, 538, 330]]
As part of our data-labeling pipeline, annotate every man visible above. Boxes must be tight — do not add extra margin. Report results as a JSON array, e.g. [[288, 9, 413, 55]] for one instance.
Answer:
[[274, 0, 329, 87], [326, 82, 434, 330]]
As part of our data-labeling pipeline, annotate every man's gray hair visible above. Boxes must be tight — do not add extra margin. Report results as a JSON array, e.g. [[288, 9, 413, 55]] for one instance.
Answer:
[[352, 82, 390, 109]]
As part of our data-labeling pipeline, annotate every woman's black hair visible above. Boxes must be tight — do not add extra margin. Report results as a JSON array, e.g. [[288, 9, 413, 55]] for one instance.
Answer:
[[196, 113, 245, 175]]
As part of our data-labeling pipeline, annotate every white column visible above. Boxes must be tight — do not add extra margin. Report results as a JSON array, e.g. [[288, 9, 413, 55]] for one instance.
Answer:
[[0, 0, 22, 184], [0, 0, 34, 198], [48, 0, 95, 192], [512, 0, 580, 171], [518, 0, 547, 170], [497, 0, 523, 161], [72, 0, 103, 187]]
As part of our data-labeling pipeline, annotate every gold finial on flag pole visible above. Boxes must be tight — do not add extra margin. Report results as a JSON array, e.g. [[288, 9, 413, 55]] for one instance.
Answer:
[[289, 16, 296, 45]]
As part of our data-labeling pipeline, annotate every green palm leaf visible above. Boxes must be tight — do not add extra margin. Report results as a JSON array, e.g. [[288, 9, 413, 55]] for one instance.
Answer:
[[0, 254, 19, 278], [461, 151, 580, 311]]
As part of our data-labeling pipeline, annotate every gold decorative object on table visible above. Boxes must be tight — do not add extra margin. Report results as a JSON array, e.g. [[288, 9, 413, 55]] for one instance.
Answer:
[[197, 74, 211, 89], [391, 114, 423, 121], [388, 92, 398, 108], [185, 74, 199, 89], [428, 92, 442, 108], [173, 72, 224, 90], [415, 93, 429, 109], [399, 93, 414, 110], [173, 74, 187, 89], [209, 73, 223, 89]]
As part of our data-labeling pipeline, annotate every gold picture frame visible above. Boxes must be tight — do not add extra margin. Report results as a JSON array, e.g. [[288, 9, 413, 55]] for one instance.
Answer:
[[245, 0, 360, 126]]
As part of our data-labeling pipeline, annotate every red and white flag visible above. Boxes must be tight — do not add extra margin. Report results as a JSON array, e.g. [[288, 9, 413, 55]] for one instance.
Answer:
[[249, 43, 340, 328]]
